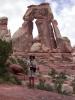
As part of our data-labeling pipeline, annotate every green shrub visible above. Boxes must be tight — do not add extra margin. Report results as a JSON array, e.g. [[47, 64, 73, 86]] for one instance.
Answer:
[[0, 72, 21, 85], [0, 39, 22, 85], [17, 58, 28, 75], [54, 82, 63, 93], [48, 68, 57, 78], [36, 78, 46, 90], [9, 74, 21, 85], [0, 39, 12, 65], [9, 57, 17, 64], [59, 72, 67, 80], [36, 83, 53, 91], [0, 65, 7, 76], [52, 75, 64, 93], [36, 78, 53, 91], [71, 78, 75, 94]]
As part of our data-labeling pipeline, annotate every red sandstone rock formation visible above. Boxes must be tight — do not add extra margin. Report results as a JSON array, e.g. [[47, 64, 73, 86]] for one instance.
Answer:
[[12, 3, 73, 63], [0, 17, 11, 42], [72, 46, 75, 62], [12, 20, 33, 52]]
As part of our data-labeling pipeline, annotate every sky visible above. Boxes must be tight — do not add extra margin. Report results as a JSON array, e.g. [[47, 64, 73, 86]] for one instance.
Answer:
[[0, 0, 75, 46]]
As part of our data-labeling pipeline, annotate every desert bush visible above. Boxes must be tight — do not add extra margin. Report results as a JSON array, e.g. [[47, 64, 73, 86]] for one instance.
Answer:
[[36, 78, 53, 91], [0, 40, 22, 84], [0, 39, 12, 65], [59, 72, 67, 80], [17, 58, 28, 75], [52, 73, 65, 93], [9, 74, 21, 85], [53, 78, 63, 93], [71, 77, 75, 94], [9, 57, 17, 64], [36, 78, 46, 90], [48, 68, 57, 78], [0, 72, 21, 85]]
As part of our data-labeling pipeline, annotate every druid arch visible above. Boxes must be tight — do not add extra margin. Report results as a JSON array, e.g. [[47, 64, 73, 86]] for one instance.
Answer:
[[12, 3, 73, 64]]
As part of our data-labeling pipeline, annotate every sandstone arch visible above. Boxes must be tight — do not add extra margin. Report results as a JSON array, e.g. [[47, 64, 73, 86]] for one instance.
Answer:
[[12, 3, 72, 56]]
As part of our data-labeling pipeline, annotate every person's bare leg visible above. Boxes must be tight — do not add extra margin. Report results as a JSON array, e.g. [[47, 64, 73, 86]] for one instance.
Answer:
[[32, 77, 34, 88], [29, 77, 32, 87]]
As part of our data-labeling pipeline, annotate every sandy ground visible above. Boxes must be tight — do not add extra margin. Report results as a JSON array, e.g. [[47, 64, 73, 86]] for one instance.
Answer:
[[0, 84, 75, 100]]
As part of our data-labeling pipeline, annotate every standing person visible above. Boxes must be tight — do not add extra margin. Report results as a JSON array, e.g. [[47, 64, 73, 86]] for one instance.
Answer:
[[27, 55, 38, 88]]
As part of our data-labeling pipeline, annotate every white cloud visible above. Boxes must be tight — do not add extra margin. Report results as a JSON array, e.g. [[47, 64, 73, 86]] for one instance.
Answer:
[[0, 0, 36, 36]]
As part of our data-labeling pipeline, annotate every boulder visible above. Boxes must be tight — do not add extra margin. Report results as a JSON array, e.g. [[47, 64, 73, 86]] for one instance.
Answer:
[[61, 84, 73, 94], [42, 44, 50, 52], [9, 64, 23, 74], [30, 43, 41, 52]]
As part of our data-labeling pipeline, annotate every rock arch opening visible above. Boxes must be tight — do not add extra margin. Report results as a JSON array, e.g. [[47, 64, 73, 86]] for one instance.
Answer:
[[32, 19, 39, 39]]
